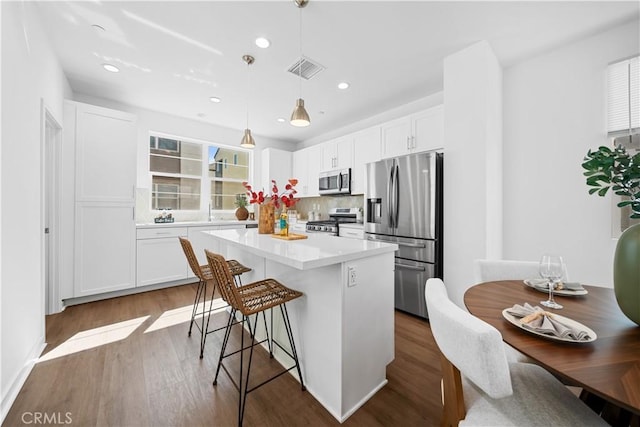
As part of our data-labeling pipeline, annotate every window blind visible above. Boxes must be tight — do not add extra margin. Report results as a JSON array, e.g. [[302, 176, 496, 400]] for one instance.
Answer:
[[608, 56, 640, 136]]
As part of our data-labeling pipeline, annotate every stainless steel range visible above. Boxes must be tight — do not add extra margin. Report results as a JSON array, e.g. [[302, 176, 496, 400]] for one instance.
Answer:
[[306, 208, 359, 236]]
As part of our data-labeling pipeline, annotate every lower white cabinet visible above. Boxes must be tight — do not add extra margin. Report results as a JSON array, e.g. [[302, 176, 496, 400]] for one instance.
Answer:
[[136, 227, 189, 287], [74, 203, 136, 296], [338, 225, 364, 240]]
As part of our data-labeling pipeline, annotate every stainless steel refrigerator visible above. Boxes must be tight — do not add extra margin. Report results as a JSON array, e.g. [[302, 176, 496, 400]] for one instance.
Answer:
[[364, 151, 443, 318]]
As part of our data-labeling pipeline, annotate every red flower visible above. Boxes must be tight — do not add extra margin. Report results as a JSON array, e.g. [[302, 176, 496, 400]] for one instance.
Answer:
[[242, 179, 299, 209]]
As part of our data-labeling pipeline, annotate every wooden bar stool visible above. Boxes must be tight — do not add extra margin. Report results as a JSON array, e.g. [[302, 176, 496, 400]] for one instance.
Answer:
[[178, 237, 251, 358], [205, 250, 305, 426]]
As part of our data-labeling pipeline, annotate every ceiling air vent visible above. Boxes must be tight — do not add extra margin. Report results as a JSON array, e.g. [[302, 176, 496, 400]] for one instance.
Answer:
[[287, 56, 325, 80]]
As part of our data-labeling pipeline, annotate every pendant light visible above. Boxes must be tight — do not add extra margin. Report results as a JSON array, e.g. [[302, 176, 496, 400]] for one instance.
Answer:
[[290, 0, 310, 127], [240, 54, 256, 148]]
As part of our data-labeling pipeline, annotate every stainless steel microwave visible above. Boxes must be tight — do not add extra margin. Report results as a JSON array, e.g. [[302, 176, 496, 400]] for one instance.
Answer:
[[319, 168, 351, 195]]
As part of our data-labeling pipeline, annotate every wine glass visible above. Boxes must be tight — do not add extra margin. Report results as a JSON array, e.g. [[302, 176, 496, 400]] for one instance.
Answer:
[[539, 254, 564, 309]]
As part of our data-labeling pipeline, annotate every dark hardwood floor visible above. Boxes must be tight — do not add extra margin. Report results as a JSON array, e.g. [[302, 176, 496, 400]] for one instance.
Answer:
[[4, 284, 443, 426]]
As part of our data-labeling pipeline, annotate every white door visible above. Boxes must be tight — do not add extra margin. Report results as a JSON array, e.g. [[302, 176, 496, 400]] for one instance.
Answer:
[[43, 108, 62, 314]]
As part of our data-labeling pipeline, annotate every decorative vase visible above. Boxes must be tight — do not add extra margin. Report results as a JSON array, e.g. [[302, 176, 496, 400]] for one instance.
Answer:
[[235, 206, 249, 221], [613, 222, 640, 325], [258, 204, 275, 234]]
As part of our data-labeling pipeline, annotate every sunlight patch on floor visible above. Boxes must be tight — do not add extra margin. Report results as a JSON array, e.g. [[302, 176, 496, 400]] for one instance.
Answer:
[[38, 315, 150, 363], [143, 298, 228, 333]]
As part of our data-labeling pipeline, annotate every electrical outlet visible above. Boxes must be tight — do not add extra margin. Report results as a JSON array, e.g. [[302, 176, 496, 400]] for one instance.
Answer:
[[348, 267, 357, 287]]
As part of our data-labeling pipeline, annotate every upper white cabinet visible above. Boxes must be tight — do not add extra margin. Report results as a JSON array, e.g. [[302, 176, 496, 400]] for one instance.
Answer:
[[412, 105, 444, 153], [261, 148, 292, 192], [352, 126, 381, 195], [293, 144, 322, 197], [321, 136, 353, 171], [381, 105, 444, 159], [74, 103, 137, 202]]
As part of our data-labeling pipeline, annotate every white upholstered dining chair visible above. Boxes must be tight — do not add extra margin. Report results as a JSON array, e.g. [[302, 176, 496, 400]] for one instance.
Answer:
[[425, 278, 607, 427]]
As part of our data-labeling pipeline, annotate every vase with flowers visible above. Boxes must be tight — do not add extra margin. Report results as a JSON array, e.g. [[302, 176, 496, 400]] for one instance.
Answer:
[[582, 144, 640, 325], [242, 179, 299, 234]]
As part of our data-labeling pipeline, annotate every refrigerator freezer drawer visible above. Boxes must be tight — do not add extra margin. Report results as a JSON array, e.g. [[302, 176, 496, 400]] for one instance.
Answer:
[[394, 259, 435, 319], [366, 233, 436, 263]]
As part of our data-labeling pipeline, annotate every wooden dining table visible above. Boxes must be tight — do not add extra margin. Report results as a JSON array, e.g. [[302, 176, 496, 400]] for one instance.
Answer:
[[464, 281, 640, 417]]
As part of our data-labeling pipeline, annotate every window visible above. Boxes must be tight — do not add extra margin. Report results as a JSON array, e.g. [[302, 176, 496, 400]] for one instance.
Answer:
[[208, 146, 250, 210], [607, 56, 639, 137], [149, 134, 251, 212], [607, 56, 640, 234]]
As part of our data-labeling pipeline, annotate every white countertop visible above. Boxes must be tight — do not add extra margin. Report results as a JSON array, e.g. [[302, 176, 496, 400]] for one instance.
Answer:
[[136, 220, 257, 229], [203, 228, 397, 270]]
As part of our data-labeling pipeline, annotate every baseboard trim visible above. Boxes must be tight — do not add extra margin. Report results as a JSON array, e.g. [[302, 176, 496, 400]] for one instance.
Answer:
[[1, 338, 46, 424], [63, 278, 196, 307]]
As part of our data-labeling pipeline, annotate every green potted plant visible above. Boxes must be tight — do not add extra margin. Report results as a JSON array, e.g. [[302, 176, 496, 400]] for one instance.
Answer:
[[234, 194, 249, 221], [582, 144, 640, 325]]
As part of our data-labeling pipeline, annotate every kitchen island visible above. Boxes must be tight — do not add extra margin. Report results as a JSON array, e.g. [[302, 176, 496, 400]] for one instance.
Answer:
[[202, 229, 398, 422]]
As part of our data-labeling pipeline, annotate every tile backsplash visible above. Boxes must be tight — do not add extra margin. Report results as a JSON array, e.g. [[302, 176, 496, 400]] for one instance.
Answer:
[[135, 188, 363, 223], [294, 195, 364, 221]]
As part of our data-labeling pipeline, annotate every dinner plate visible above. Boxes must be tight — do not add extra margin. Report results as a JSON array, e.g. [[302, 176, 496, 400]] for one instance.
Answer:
[[522, 279, 588, 296], [502, 309, 597, 343]]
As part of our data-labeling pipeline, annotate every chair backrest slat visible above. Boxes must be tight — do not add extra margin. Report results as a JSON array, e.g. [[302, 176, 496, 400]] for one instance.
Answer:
[[205, 250, 241, 310], [179, 237, 204, 279]]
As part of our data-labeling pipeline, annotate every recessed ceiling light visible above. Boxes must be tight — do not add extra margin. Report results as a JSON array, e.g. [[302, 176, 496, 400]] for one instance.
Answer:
[[338, 82, 350, 90], [209, 96, 221, 103], [102, 63, 120, 73], [276, 118, 286, 123], [197, 113, 206, 118], [255, 37, 270, 48]]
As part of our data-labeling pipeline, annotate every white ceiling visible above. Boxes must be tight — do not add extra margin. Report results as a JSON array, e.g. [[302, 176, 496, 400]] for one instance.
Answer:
[[35, 1, 639, 144]]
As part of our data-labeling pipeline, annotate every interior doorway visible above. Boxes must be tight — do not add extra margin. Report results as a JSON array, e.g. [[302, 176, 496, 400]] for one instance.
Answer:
[[42, 102, 62, 314]]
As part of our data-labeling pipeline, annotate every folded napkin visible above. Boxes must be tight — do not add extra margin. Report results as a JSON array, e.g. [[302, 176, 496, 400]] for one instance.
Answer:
[[526, 279, 585, 292], [506, 303, 592, 341], [557, 281, 585, 291]]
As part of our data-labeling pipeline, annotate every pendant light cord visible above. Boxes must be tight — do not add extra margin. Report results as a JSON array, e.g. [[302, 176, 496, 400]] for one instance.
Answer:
[[299, 5, 303, 97], [246, 60, 250, 129]]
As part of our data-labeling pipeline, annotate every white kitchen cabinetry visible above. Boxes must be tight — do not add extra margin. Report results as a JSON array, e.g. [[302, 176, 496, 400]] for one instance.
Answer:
[[74, 203, 136, 296], [136, 227, 189, 287], [321, 136, 353, 171], [381, 105, 444, 159], [262, 148, 292, 192], [68, 101, 138, 297], [351, 126, 381, 194], [412, 105, 444, 153], [338, 225, 364, 239], [293, 144, 322, 197]]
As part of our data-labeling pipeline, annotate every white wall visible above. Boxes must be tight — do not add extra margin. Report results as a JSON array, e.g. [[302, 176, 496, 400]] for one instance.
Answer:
[[0, 1, 71, 421], [503, 20, 639, 287], [443, 41, 503, 307]]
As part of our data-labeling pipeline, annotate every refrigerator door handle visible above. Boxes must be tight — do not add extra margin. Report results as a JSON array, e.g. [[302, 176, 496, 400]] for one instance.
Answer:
[[396, 241, 426, 249], [367, 236, 426, 249], [388, 164, 395, 228], [395, 262, 426, 272], [393, 164, 400, 228]]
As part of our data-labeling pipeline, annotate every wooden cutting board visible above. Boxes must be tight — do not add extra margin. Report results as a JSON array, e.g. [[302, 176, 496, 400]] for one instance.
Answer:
[[270, 233, 308, 240]]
